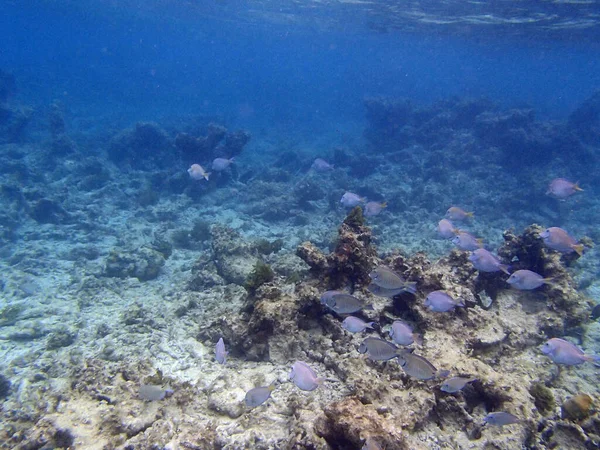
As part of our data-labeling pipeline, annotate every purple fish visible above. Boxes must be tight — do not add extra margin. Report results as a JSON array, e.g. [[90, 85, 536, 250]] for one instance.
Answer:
[[389, 320, 419, 346], [425, 291, 465, 312], [211, 157, 234, 171], [364, 201, 387, 217], [289, 361, 322, 391], [540, 227, 584, 256], [484, 412, 519, 427], [340, 192, 365, 208], [547, 178, 582, 200], [468, 249, 510, 274], [311, 158, 334, 172], [244, 384, 275, 408], [506, 269, 551, 290], [342, 316, 375, 333], [215, 337, 228, 364], [320, 290, 346, 305], [438, 219, 458, 239], [452, 232, 482, 251], [541, 338, 599, 366]]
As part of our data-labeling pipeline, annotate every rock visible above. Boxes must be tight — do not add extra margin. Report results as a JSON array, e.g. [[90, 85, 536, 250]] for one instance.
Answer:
[[103, 247, 166, 281]]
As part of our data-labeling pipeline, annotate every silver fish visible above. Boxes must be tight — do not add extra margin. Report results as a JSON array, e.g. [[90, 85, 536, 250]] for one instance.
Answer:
[[358, 337, 409, 361], [483, 411, 519, 427], [440, 376, 476, 393], [244, 385, 275, 408], [397, 353, 438, 380], [342, 316, 375, 333], [215, 337, 228, 364], [368, 282, 416, 298], [322, 293, 373, 314], [369, 267, 416, 291]]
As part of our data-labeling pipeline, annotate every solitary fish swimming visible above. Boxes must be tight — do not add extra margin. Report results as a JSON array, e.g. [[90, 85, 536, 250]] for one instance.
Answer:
[[290, 361, 322, 391], [244, 384, 275, 408], [541, 338, 600, 366], [547, 178, 582, 200], [483, 411, 519, 427], [215, 337, 228, 364]]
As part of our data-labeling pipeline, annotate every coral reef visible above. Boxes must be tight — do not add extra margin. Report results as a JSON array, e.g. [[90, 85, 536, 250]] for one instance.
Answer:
[[297, 206, 377, 288]]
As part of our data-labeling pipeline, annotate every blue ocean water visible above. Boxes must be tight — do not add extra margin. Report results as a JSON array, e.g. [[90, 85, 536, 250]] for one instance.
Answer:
[[2, 0, 600, 448]]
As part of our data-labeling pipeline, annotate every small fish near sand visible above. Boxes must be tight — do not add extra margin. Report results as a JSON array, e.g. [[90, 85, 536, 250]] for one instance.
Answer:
[[290, 361, 323, 391], [440, 376, 476, 393], [342, 316, 375, 333], [321, 293, 373, 315], [483, 411, 520, 427], [506, 269, 552, 290], [389, 320, 420, 346], [188, 163, 210, 181], [215, 337, 228, 364], [244, 384, 276, 408], [424, 291, 465, 313], [541, 338, 600, 366], [358, 337, 410, 361], [369, 267, 417, 293], [397, 352, 439, 380], [546, 178, 582, 200]]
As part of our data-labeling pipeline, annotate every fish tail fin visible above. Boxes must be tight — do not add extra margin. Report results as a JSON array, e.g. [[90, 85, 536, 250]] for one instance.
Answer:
[[572, 244, 584, 256], [404, 281, 418, 294], [204, 172, 211, 181], [476, 238, 484, 248], [457, 297, 466, 308], [466, 211, 474, 218], [574, 182, 583, 192], [364, 304, 374, 311], [268, 384, 276, 392], [585, 355, 600, 367], [381, 202, 388, 208], [230, 157, 235, 163], [499, 264, 511, 275]]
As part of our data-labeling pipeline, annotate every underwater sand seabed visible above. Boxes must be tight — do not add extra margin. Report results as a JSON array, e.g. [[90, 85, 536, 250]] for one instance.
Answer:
[[2, 82, 600, 448]]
